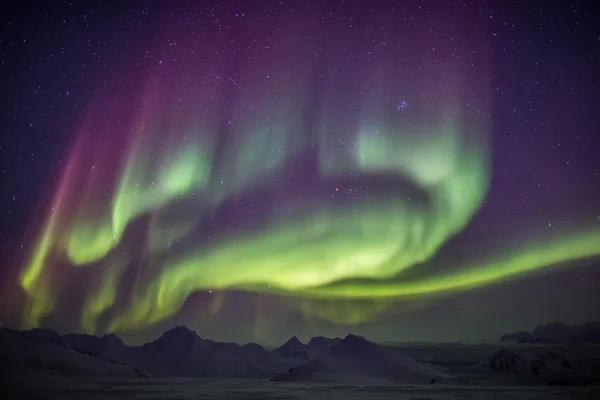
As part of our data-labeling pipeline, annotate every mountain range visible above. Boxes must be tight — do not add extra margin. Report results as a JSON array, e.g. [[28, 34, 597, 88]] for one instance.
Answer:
[[2, 322, 598, 385], [478, 348, 599, 385], [0, 326, 451, 383]]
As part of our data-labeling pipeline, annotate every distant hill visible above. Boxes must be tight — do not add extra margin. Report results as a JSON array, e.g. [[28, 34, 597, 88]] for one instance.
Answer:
[[500, 321, 600, 344], [499, 331, 534, 343]]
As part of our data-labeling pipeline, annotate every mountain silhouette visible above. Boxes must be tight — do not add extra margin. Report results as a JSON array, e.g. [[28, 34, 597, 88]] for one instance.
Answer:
[[500, 321, 600, 344]]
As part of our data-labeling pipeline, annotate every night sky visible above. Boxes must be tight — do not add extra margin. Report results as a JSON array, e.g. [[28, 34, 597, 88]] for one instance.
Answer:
[[0, 0, 599, 346]]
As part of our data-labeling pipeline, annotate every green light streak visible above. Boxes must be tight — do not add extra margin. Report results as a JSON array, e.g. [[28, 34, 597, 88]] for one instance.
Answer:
[[17, 95, 600, 333], [65, 137, 213, 265], [300, 228, 600, 298]]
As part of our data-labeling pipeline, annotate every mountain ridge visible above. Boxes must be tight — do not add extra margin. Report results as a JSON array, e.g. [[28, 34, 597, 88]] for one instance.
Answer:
[[500, 321, 600, 343], [0, 326, 450, 383], [2, 325, 598, 385]]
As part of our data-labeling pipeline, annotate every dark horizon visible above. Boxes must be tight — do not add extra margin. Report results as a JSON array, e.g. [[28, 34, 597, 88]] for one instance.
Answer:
[[7, 318, 600, 350]]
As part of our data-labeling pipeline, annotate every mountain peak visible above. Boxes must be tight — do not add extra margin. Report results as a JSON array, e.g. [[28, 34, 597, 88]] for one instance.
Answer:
[[275, 336, 309, 360], [100, 333, 125, 349], [284, 336, 304, 346], [160, 325, 201, 342], [342, 334, 370, 344], [330, 334, 375, 353], [144, 325, 201, 353], [165, 325, 199, 336], [482, 348, 530, 375], [101, 332, 123, 342]]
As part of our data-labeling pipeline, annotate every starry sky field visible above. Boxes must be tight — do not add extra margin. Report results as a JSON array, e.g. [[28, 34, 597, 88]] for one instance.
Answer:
[[0, 0, 599, 345]]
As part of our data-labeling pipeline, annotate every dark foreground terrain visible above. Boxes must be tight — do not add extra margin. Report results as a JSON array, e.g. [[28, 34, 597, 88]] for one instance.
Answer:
[[3, 376, 600, 400], [2, 325, 600, 399]]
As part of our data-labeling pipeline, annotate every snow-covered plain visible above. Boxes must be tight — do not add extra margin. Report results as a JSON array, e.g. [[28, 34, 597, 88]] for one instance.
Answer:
[[3, 376, 599, 400]]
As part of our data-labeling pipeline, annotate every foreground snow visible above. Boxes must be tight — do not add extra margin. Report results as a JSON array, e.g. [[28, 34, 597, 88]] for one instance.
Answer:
[[3, 377, 598, 400]]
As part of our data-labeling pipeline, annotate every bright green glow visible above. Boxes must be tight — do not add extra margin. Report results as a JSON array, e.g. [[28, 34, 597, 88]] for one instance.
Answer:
[[101, 122, 497, 330], [17, 98, 600, 332], [79, 249, 132, 332], [65, 137, 213, 265], [298, 228, 600, 299], [19, 159, 78, 328], [20, 221, 55, 295]]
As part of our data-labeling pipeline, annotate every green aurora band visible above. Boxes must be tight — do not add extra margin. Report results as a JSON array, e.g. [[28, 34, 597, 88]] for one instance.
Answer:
[[15, 33, 600, 335], [18, 117, 600, 333]]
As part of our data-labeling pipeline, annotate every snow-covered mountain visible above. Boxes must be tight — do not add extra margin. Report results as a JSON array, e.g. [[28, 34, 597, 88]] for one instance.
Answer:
[[0, 329, 150, 378], [479, 348, 534, 375], [9, 325, 595, 385], [129, 326, 280, 377], [0, 326, 281, 379], [272, 334, 454, 384], [0, 327, 458, 384], [477, 347, 599, 384], [273, 336, 309, 360]]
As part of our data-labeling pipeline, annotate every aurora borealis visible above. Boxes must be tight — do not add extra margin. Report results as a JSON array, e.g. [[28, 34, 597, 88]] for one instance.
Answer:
[[1, 0, 599, 344]]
